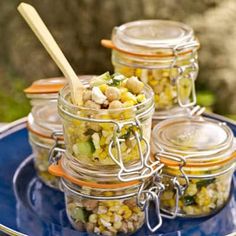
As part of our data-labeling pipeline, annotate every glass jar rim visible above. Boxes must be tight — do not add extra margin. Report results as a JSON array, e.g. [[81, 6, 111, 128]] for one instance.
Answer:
[[28, 104, 63, 138], [58, 83, 154, 114], [152, 117, 235, 167], [111, 20, 199, 57], [25, 75, 95, 101], [49, 159, 141, 190]]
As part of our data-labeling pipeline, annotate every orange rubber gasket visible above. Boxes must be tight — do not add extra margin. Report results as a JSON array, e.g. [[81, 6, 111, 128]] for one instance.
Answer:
[[157, 151, 236, 168], [101, 39, 200, 58], [48, 160, 140, 189], [27, 122, 64, 141], [24, 83, 65, 94], [24, 77, 66, 94]]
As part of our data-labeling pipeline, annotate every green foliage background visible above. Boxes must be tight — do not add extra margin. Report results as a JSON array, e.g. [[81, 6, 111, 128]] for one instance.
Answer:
[[0, 0, 235, 122]]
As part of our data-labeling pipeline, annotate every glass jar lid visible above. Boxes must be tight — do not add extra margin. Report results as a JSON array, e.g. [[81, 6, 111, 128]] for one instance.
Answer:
[[152, 117, 234, 166], [24, 75, 92, 105], [24, 77, 67, 104], [111, 20, 199, 56], [28, 102, 62, 138]]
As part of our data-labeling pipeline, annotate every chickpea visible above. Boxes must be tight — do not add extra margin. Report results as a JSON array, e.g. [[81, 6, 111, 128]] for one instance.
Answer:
[[126, 76, 144, 94], [84, 100, 101, 109], [105, 87, 121, 102], [83, 89, 92, 102], [108, 100, 123, 109], [86, 222, 95, 233]]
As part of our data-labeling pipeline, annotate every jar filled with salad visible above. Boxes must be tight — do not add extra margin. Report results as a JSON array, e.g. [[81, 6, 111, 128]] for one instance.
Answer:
[[26, 76, 95, 188], [48, 154, 164, 235], [151, 116, 236, 217], [56, 72, 155, 181], [102, 20, 200, 122], [25, 77, 66, 189], [28, 109, 63, 189]]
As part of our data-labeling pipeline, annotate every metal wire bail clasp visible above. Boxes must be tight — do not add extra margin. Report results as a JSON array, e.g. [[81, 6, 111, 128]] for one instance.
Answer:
[[49, 130, 65, 164], [154, 143, 189, 193], [160, 176, 183, 219], [170, 42, 198, 109], [108, 116, 163, 182], [137, 180, 165, 232]]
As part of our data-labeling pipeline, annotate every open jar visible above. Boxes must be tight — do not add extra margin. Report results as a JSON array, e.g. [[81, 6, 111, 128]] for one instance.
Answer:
[[151, 116, 236, 218], [102, 20, 200, 121], [49, 154, 164, 235], [55, 79, 156, 182]]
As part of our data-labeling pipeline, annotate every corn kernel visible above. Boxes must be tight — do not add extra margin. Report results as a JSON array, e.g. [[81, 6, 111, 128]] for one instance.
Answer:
[[120, 92, 137, 103], [136, 94, 146, 103], [123, 209, 132, 219], [168, 199, 175, 208], [99, 84, 108, 93], [149, 79, 158, 87], [109, 205, 120, 212], [89, 214, 97, 223], [100, 151, 107, 160], [98, 225, 105, 232], [118, 205, 129, 215], [99, 214, 111, 222], [100, 136, 106, 146], [100, 123, 113, 130], [178, 200, 183, 208], [113, 221, 122, 230], [107, 212, 113, 217], [122, 110, 134, 119], [123, 100, 135, 107]]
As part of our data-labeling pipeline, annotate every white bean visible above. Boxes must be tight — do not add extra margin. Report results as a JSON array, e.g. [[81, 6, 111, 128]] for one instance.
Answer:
[[108, 100, 123, 109], [126, 76, 144, 94], [105, 87, 121, 102], [84, 100, 101, 109]]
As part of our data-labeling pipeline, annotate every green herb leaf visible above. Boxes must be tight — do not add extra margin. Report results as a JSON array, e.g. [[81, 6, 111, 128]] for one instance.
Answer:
[[183, 196, 196, 206], [71, 207, 88, 223], [73, 139, 95, 157], [196, 179, 215, 189]]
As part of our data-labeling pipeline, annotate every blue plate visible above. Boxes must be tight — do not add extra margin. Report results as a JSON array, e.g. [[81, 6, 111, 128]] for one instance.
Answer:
[[0, 114, 236, 236]]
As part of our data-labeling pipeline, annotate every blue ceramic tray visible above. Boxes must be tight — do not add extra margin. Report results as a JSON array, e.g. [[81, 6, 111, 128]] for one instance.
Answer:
[[0, 114, 235, 236]]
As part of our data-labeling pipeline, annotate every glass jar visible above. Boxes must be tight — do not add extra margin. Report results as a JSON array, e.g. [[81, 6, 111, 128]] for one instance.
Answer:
[[26, 76, 93, 188], [48, 154, 164, 235], [151, 116, 236, 218], [27, 102, 63, 189], [56, 82, 155, 182], [102, 20, 199, 120], [25, 77, 67, 188]]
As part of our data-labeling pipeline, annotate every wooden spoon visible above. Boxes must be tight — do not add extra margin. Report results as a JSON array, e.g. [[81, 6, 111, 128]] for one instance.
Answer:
[[17, 2, 84, 105]]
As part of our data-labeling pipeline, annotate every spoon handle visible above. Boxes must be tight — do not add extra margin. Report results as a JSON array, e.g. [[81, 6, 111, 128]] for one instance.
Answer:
[[18, 2, 84, 105]]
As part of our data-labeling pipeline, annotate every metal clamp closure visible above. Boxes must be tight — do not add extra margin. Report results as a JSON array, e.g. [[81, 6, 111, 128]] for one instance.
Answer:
[[137, 179, 165, 232], [169, 43, 198, 108], [160, 177, 183, 219], [108, 117, 163, 182], [154, 146, 189, 193], [176, 73, 197, 108], [49, 131, 64, 164], [188, 105, 205, 117]]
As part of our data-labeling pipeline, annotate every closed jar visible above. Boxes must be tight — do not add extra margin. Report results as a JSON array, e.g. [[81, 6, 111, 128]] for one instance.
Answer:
[[28, 102, 63, 189], [25, 77, 66, 189], [48, 155, 151, 236], [151, 116, 236, 217], [103, 20, 199, 121]]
